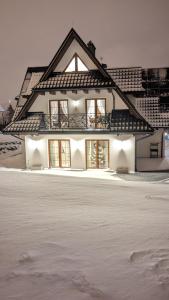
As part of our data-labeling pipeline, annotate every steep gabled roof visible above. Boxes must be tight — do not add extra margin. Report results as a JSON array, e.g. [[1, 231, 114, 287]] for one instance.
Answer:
[[40, 28, 110, 81], [10, 29, 149, 124]]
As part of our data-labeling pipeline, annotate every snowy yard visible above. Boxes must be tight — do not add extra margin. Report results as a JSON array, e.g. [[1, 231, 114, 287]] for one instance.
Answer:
[[0, 170, 169, 300]]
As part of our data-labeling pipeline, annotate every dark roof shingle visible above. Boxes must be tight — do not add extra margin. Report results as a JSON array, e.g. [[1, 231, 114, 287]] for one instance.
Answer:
[[35, 71, 114, 90], [107, 67, 144, 92]]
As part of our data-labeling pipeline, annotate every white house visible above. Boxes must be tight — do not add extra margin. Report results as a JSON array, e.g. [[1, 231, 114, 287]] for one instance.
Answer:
[[5, 28, 162, 172]]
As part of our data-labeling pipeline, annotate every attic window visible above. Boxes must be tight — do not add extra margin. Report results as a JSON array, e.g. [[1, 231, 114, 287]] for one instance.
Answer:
[[65, 55, 88, 72]]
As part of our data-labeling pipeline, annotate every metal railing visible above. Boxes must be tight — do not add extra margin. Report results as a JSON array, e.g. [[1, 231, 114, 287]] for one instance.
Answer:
[[39, 113, 111, 130], [24, 111, 152, 133]]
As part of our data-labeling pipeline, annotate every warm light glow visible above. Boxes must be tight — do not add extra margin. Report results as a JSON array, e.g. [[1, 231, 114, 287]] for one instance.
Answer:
[[27, 138, 43, 151], [113, 139, 132, 151], [122, 140, 132, 151], [71, 139, 84, 151], [65, 56, 88, 72], [113, 139, 123, 150], [73, 100, 79, 108], [65, 57, 76, 72], [77, 57, 88, 71]]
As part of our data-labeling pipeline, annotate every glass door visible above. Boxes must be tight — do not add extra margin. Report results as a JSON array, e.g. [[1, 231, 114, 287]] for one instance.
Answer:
[[86, 99, 106, 128], [86, 140, 109, 169], [49, 100, 68, 128], [49, 140, 70, 168]]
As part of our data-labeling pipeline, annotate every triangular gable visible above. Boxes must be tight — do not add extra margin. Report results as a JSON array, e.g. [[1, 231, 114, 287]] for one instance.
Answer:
[[40, 28, 110, 81]]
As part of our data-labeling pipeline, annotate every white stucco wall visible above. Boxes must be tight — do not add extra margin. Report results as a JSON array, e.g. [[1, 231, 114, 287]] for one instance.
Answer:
[[25, 134, 135, 172], [113, 90, 128, 110], [136, 129, 164, 158], [137, 158, 169, 171], [29, 89, 128, 115], [135, 129, 169, 171]]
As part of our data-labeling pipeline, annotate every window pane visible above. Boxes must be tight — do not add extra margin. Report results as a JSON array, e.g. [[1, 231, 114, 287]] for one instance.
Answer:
[[65, 57, 76, 72], [61, 141, 70, 168], [59, 101, 68, 128], [86, 100, 95, 128], [77, 57, 88, 71], [86, 140, 97, 168], [97, 99, 106, 116], [98, 141, 108, 168], [50, 101, 58, 114], [49, 141, 59, 167], [86, 140, 109, 169], [50, 101, 68, 128]]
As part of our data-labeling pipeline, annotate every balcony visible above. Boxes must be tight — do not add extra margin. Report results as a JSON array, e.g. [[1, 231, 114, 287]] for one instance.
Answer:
[[5, 110, 153, 134], [39, 113, 111, 131]]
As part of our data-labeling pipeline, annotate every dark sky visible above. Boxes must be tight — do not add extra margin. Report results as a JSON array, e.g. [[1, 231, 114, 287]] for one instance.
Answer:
[[0, 0, 169, 107]]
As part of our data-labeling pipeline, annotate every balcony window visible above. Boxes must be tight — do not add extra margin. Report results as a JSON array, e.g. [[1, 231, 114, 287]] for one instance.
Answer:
[[49, 100, 68, 128], [86, 98, 106, 128]]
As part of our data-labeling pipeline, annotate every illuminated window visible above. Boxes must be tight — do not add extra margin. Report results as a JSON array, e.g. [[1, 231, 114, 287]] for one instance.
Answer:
[[65, 55, 88, 72]]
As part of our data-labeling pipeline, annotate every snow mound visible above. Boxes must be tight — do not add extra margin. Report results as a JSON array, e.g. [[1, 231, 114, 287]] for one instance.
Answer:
[[130, 248, 169, 288], [0, 243, 109, 300]]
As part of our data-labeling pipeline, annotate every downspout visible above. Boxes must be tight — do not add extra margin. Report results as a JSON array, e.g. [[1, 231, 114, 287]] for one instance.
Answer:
[[111, 90, 115, 110], [161, 129, 164, 158]]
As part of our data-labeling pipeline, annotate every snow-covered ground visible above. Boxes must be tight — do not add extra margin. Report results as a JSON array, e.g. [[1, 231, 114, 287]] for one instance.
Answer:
[[0, 170, 169, 300]]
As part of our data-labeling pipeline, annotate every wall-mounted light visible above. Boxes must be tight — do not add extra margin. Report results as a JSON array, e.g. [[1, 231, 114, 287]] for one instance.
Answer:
[[27, 138, 43, 151], [113, 139, 132, 151], [73, 100, 79, 108], [71, 139, 83, 151]]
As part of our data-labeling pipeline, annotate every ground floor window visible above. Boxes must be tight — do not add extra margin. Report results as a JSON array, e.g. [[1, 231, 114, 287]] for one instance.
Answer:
[[150, 143, 159, 158], [86, 140, 109, 169], [48, 140, 71, 168]]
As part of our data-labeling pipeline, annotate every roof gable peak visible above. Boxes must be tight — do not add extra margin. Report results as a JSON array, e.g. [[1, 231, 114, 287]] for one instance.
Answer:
[[40, 28, 111, 81]]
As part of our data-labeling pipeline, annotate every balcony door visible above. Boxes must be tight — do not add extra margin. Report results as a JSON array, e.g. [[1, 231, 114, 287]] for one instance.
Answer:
[[49, 140, 71, 168], [86, 99, 106, 128], [86, 140, 109, 169], [49, 100, 68, 128]]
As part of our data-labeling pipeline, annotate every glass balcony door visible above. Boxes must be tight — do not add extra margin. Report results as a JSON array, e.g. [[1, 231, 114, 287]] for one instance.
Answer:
[[86, 99, 106, 128], [49, 140, 71, 168], [49, 100, 68, 128], [86, 140, 109, 169]]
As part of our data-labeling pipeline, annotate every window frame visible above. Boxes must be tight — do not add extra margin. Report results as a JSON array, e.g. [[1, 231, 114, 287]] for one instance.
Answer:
[[49, 99, 69, 128], [85, 139, 109, 169], [85, 98, 107, 128], [150, 143, 159, 158], [64, 53, 88, 73], [48, 139, 71, 168]]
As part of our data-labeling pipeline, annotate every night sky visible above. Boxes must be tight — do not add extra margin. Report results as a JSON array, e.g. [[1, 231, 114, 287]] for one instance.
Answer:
[[0, 0, 169, 107]]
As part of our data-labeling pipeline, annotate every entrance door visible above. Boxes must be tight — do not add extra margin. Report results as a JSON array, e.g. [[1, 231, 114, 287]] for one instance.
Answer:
[[49, 140, 71, 168], [86, 99, 106, 128], [86, 140, 109, 168], [49, 100, 68, 128]]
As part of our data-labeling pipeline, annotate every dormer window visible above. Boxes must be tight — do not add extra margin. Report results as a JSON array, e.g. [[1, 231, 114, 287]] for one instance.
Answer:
[[65, 54, 88, 72]]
